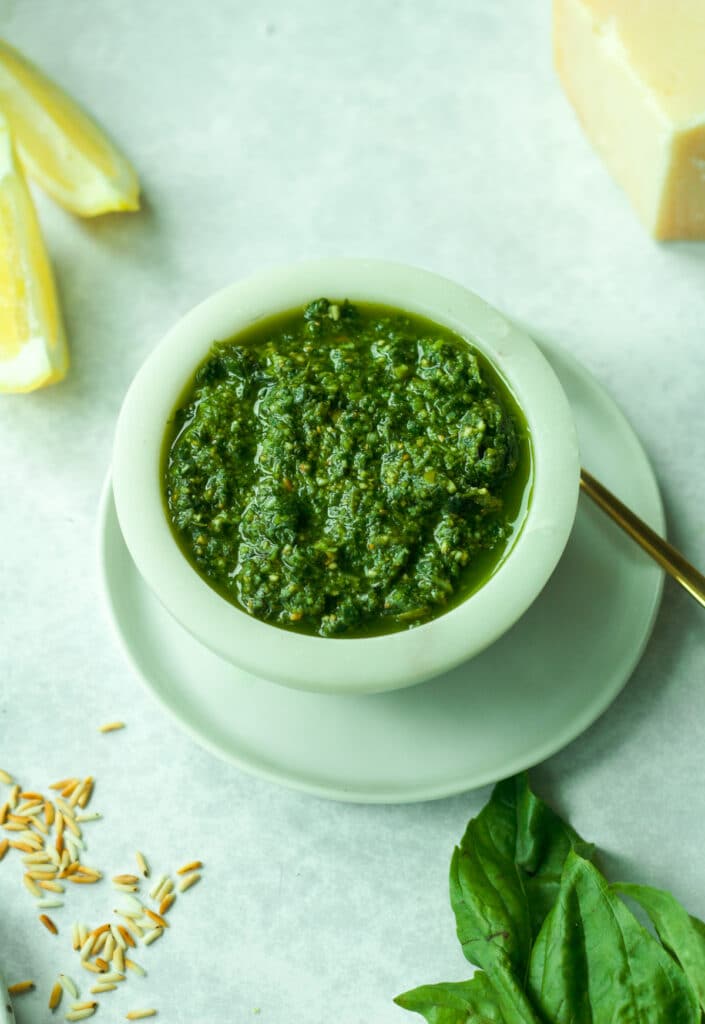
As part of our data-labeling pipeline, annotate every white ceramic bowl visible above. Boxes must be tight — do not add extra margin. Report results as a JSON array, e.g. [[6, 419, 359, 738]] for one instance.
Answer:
[[112, 259, 579, 695]]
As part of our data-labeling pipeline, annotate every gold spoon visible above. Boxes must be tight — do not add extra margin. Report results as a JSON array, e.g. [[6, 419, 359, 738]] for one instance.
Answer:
[[580, 468, 705, 608]]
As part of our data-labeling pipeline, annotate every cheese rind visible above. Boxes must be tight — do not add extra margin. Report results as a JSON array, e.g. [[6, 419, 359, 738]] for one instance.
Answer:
[[554, 0, 705, 239]]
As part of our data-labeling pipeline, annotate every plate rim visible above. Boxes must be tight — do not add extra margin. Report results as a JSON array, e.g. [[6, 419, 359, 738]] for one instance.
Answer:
[[97, 339, 665, 803]]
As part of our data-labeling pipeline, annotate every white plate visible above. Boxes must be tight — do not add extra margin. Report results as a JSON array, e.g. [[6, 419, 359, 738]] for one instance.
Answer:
[[98, 341, 664, 803]]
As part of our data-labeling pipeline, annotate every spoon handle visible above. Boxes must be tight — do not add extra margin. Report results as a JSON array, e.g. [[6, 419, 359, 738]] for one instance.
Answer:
[[580, 468, 705, 609]]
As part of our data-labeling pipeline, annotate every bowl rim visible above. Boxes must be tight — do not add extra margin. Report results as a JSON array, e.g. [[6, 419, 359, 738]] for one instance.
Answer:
[[112, 258, 580, 694]]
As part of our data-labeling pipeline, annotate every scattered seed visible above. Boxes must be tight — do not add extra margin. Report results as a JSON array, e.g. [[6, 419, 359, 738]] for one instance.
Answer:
[[23, 850, 51, 863], [50, 778, 76, 791], [114, 873, 140, 885], [178, 871, 201, 892], [12, 841, 39, 853], [78, 923, 88, 944], [93, 931, 107, 954], [158, 893, 175, 915], [116, 903, 141, 919], [78, 864, 101, 877], [19, 824, 42, 838], [135, 851, 149, 877], [124, 959, 145, 977], [56, 798, 75, 820], [124, 916, 144, 938], [117, 923, 137, 947], [65, 1008, 96, 1021], [71, 1003, 97, 1012], [59, 975, 79, 999], [176, 859, 203, 875], [16, 799, 43, 815], [65, 840, 81, 863], [45, 800, 55, 826], [101, 971, 125, 984], [49, 980, 63, 1011], [143, 927, 163, 946], [104, 934, 116, 962], [78, 778, 94, 808], [8, 784, 19, 807], [0, 838, 8, 860], [95, 957, 109, 972], [90, 982, 117, 993], [62, 814, 81, 838], [113, 945, 125, 972], [149, 874, 167, 900], [61, 779, 79, 798], [27, 866, 58, 878], [0, 803, 8, 824], [66, 1005, 97, 1021], [114, 882, 139, 892], [154, 877, 173, 901], [144, 908, 169, 929], [80, 934, 95, 959], [8, 980, 34, 995], [99, 721, 125, 733], [72, 922, 81, 950], [80, 961, 103, 974], [0, 769, 13, 784], [76, 812, 101, 822], [18, 831, 43, 847], [55, 814, 64, 852], [23, 873, 42, 897], [126, 1011, 157, 1020], [39, 880, 65, 892], [40, 912, 58, 934], [37, 897, 64, 909]]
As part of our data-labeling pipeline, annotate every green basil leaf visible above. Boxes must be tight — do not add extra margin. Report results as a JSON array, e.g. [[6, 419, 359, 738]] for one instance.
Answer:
[[614, 882, 705, 1013], [528, 853, 699, 1024], [513, 774, 594, 938], [450, 774, 593, 976], [451, 780, 531, 977], [394, 974, 508, 1024]]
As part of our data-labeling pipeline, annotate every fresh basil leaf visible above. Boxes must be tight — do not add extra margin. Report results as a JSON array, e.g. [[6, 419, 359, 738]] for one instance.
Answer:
[[394, 974, 508, 1024], [450, 774, 593, 976], [477, 969, 542, 1024], [451, 780, 531, 977], [514, 774, 594, 938], [528, 853, 699, 1024], [449, 778, 550, 1024], [614, 882, 705, 1013]]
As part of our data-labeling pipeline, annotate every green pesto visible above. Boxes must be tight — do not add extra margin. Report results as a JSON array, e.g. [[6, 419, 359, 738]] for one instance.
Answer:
[[163, 299, 532, 638]]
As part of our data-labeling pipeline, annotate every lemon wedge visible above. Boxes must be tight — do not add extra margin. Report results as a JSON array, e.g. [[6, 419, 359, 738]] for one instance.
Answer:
[[0, 113, 68, 393], [0, 38, 139, 217]]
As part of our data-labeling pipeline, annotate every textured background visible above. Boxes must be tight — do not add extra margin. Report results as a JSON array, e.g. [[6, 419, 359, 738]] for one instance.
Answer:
[[1, 1, 704, 1022]]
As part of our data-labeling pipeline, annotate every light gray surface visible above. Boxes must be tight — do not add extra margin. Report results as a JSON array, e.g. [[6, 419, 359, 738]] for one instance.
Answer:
[[0, 2, 703, 1022]]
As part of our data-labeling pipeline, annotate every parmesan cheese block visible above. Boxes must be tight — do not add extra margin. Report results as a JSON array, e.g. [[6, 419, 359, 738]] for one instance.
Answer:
[[554, 0, 705, 239]]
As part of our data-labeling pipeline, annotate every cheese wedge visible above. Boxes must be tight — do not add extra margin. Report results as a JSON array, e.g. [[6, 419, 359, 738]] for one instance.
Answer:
[[554, 0, 705, 239], [0, 113, 68, 393]]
